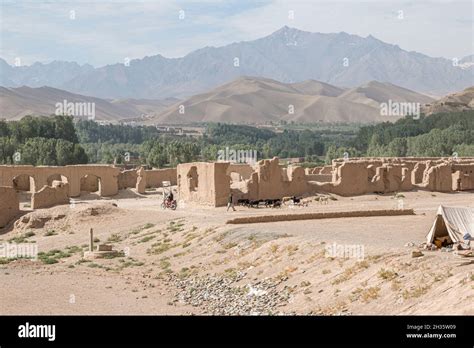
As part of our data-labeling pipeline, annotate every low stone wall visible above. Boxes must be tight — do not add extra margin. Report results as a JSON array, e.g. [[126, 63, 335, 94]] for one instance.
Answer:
[[32, 182, 70, 209], [0, 186, 20, 228], [226, 208, 415, 224]]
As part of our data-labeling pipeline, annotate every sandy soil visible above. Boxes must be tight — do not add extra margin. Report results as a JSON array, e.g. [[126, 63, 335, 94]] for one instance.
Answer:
[[1, 189, 473, 315]]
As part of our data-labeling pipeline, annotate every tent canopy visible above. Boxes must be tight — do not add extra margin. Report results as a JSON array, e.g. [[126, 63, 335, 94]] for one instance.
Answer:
[[426, 205, 474, 244]]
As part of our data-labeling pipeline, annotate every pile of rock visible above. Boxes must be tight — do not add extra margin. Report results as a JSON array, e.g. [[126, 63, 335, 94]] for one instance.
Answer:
[[169, 272, 292, 315]]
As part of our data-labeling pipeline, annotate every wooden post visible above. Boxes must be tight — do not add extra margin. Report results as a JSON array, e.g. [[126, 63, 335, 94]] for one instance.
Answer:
[[89, 228, 94, 252]]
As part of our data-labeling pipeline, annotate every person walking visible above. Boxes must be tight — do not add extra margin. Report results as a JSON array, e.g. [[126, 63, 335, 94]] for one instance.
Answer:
[[227, 193, 236, 211]]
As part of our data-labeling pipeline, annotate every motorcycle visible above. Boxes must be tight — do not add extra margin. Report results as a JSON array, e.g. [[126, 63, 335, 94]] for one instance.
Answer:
[[161, 199, 177, 210]]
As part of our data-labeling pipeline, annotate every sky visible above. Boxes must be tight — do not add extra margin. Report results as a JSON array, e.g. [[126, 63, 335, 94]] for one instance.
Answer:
[[0, 0, 472, 67]]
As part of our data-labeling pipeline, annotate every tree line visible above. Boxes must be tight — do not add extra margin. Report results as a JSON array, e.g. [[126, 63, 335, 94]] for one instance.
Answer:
[[1, 111, 472, 167], [0, 116, 87, 165]]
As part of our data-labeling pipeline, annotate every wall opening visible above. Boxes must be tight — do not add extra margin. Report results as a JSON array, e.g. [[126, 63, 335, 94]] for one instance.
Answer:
[[13, 174, 35, 192], [80, 174, 101, 194], [187, 166, 199, 192], [47, 174, 68, 186], [12, 174, 35, 207]]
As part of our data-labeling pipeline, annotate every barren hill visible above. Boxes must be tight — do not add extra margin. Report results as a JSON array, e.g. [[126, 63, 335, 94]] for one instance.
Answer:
[[338, 81, 435, 108], [149, 77, 434, 124], [0, 86, 177, 121], [290, 80, 346, 97], [422, 86, 474, 115]]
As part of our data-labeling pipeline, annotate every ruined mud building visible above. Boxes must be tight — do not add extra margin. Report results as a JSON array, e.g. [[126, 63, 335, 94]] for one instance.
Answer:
[[0, 157, 473, 227]]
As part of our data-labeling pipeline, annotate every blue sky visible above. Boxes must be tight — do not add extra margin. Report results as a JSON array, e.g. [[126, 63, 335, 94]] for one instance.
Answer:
[[1, 0, 472, 67]]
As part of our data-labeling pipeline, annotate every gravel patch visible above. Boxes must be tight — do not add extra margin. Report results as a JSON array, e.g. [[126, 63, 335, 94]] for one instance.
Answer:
[[169, 272, 293, 315]]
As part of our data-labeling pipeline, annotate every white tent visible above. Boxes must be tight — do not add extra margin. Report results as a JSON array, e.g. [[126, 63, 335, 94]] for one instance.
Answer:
[[426, 205, 474, 244]]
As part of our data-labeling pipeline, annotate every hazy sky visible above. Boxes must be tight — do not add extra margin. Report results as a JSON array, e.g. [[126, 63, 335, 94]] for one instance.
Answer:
[[1, 0, 472, 67]]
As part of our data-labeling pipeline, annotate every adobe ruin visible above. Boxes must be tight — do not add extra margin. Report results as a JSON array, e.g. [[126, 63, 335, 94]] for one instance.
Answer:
[[0, 164, 178, 227], [176, 162, 230, 207], [0, 186, 20, 228], [1, 156, 473, 227], [320, 157, 474, 196], [176, 156, 474, 205], [32, 181, 70, 209], [136, 168, 177, 194], [0, 165, 120, 197]]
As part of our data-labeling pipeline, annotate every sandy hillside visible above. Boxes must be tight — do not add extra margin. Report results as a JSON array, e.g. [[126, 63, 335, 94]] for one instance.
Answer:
[[0, 190, 473, 315], [422, 86, 474, 115], [149, 77, 434, 124], [0, 86, 178, 121]]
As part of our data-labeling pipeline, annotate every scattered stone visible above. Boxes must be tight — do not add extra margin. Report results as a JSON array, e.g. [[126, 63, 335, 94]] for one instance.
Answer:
[[411, 249, 424, 258], [168, 271, 291, 315]]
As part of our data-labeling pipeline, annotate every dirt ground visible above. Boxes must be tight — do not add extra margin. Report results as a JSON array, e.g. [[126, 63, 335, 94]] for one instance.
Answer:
[[1, 189, 473, 315]]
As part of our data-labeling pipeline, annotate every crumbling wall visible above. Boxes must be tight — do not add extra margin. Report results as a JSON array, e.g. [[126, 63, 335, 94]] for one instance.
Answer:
[[227, 163, 254, 181], [306, 166, 333, 175], [177, 162, 230, 207], [145, 168, 177, 188], [411, 161, 427, 184], [452, 164, 474, 191], [0, 186, 20, 228], [327, 158, 471, 195], [136, 167, 147, 194], [118, 169, 138, 190], [243, 158, 310, 200], [318, 160, 413, 196], [61, 165, 120, 197], [379, 164, 411, 192], [0, 165, 119, 197], [419, 163, 453, 192], [32, 181, 70, 209], [306, 174, 332, 182], [320, 166, 333, 174], [0, 157, 472, 208], [323, 161, 371, 196], [135, 167, 177, 193], [305, 167, 320, 175]]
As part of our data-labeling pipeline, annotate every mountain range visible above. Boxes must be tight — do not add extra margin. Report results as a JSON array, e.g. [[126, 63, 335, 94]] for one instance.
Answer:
[[1, 26, 472, 99]]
